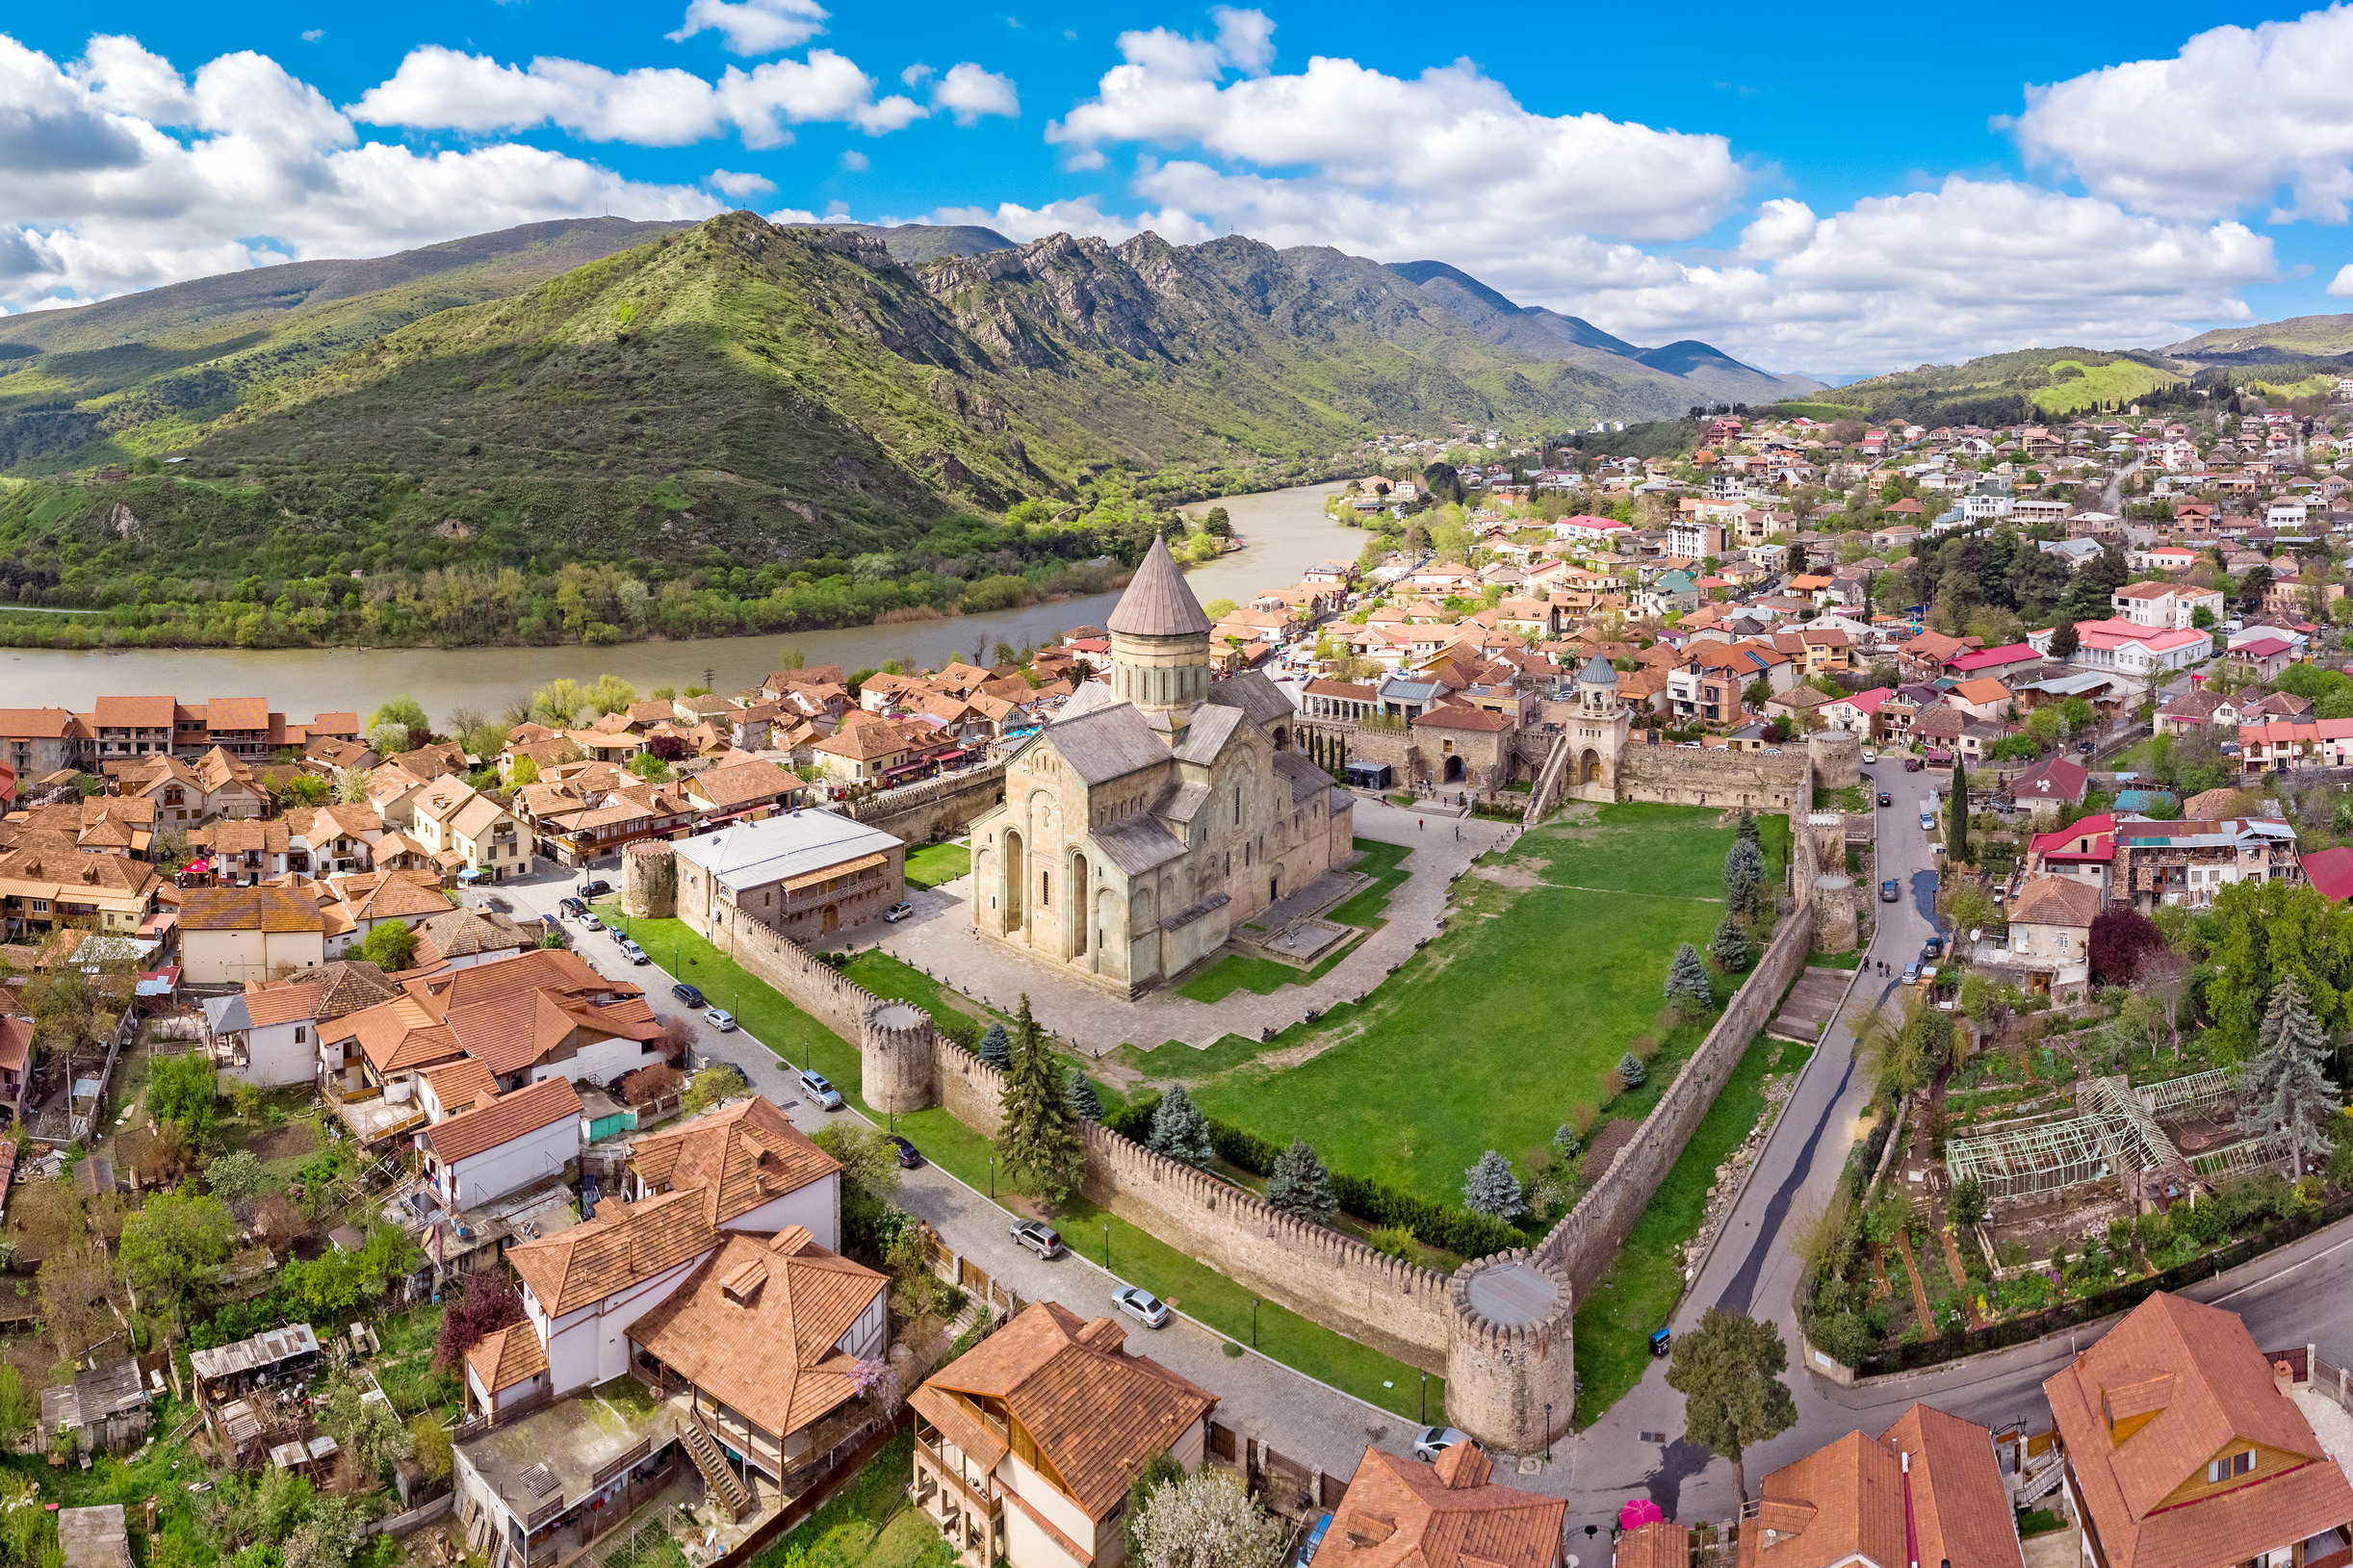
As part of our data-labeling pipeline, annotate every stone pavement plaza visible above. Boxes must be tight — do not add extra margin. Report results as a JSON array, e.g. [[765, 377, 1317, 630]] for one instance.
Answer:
[[869, 796, 1519, 1053]]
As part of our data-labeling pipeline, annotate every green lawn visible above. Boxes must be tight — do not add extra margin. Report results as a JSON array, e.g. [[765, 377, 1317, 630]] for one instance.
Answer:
[[593, 905, 1438, 1419], [749, 1430, 951, 1568], [1570, 1032, 1813, 1426], [1186, 805, 1781, 1207], [901, 842, 971, 889]]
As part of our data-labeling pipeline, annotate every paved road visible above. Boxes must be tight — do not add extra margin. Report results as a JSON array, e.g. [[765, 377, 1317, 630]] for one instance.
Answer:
[[475, 865, 1403, 1484]]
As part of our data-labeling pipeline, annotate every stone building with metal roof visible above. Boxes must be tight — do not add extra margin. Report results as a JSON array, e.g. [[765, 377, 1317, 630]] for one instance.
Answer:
[[965, 536, 1356, 996]]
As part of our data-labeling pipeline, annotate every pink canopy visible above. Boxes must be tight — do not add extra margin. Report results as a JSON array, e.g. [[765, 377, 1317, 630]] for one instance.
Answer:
[[1617, 1498, 1665, 1530]]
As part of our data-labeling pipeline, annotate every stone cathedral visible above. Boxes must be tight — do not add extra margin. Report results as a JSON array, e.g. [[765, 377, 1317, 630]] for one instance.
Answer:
[[969, 536, 1356, 996]]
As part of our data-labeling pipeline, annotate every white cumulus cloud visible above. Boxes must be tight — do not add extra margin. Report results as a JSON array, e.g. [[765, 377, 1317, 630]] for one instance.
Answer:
[[0, 33, 719, 312], [667, 0, 830, 56], [1047, 20, 1743, 244], [932, 63, 1018, 125], [353, 43, 925, 147], [2328, 264, 2353, 297], [708, 167, 775, 197], [2016, 4, 2353, 221]]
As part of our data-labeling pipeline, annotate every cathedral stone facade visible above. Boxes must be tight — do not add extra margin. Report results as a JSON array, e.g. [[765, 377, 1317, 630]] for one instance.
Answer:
[[969, 538, 1356, 996]]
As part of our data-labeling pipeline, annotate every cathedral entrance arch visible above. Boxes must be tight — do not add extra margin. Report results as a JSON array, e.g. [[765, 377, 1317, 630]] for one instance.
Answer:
[[1443, 755, 1465, 784], [1581, 749, 1604, 784]]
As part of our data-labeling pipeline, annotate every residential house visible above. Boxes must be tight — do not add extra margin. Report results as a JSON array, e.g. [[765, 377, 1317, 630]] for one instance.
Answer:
[[411, 908, 536, 971], [1734, 1403, 2022, 1568], [2112, 581, 2226, 630], [174, 886, 326, 985], [2112, 817, 2302, 909], [0, 709, 90, 780], [1819, 687, 1891, 738], [2031, 620, 2211, 678], [84, 696, 174, 760], [202, 961, 400, 1087], [909, 1300, 1219, 1568], [680, 758, 803, 830], [2045, 1292, 2353, 1568], [0, 841, 157, 938], [416, 1075, 585, 1209], [1995, 875, 2100, 997], [2007, 757, 2089, 823], [1318, 1443, 1565, 1568], [324, 869, 455, 957], [407, 778, 530, 882], [2226, 636, 2297, 683], [1945, 677, 2015, 724]]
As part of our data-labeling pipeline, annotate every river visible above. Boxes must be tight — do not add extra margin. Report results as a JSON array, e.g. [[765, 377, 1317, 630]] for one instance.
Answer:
[[0, 482, 1357, 719]]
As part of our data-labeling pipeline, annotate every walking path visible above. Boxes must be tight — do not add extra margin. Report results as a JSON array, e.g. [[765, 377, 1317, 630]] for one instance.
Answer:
[[870, 797, 1518, 1053]]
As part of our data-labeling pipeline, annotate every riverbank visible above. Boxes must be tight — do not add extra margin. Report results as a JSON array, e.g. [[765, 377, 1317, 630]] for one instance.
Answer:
[[0, 481, 1354, 715]]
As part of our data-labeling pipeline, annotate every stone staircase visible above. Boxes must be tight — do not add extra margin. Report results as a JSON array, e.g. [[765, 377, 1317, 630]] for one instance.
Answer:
[[680, 1418, 754, 1521], [2014, 1451, 2066, 1508]]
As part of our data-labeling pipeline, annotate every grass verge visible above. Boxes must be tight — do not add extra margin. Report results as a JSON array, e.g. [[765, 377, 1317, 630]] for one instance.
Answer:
[[1570, 1031, 1814, 1427], [901, 843, 971, 889], [748, 1429, 951, 1568]]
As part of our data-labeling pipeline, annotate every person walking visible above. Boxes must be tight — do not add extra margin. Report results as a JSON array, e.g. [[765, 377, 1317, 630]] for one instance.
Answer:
[[1419, 818, 1425, 830]]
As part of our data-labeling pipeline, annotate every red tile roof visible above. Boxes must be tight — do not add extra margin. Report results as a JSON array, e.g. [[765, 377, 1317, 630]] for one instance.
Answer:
[[628, 1096, 840, 1227], [420, 1075, 580, 1165], [1319, 1443, 1565, 1568], [506, 1188, 717, 1318]]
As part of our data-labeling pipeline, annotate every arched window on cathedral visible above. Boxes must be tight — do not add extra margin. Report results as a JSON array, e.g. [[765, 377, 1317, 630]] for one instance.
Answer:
[[1233, 784, 1242, 824]]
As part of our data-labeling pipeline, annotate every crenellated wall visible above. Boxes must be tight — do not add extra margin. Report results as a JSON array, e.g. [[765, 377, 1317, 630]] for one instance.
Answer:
[[1617, 738, 1812, 810], [843, 761, 1007, 845], [1443, 1251, 1576, 1452]]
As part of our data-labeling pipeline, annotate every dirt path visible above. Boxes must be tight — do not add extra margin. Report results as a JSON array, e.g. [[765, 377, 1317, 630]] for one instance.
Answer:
[[1895, 1233, 1937, 1335]]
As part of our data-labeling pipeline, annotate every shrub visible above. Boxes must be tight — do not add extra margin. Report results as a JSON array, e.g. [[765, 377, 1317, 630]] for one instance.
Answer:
[[1616, 1051, 1648, 1089]]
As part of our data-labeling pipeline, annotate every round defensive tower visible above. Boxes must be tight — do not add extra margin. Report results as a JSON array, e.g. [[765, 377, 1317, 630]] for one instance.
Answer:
[[621, 839, 676, 920], [1443, 1250, 1576, 1455], [860, 1000, 937, 1115], [1813, 874, 1859, 953], [1807, 730, 1861, 790]]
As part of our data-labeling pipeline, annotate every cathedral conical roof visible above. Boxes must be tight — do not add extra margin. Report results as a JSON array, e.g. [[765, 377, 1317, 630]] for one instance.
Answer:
[[1106, 535, 1212, 636]]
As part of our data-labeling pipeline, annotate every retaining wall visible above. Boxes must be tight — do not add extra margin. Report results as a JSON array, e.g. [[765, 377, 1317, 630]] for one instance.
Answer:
[[1618, 740, 1811, 810], [1535, 907, 1817, 1299]]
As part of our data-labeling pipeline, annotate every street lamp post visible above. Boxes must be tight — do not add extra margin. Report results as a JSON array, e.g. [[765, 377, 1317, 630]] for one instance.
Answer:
[[989, 1155, 996, 1198], [1543, 1403, 1553, 1464], [1102, 1219, 1111, 1269], [1251, 1298, 1258, 1348], [1419, 1370, 1427, 1423]]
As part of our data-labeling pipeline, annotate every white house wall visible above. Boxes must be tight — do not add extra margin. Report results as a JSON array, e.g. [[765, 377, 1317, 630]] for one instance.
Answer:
[[523, 1035, 661, 1094], [225, 1020, 317, 1088], [527, 1251, 711, 1397], [441, 1117, 582, 1208], [724, 1178, 840, 1252]]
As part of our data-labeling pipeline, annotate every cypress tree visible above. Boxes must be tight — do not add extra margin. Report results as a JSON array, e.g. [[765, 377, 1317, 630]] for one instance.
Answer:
[[1667, 941, 1714, 1008], [1264, 1140, 1337, 1221], [2048, 619, 2080, 661], [2238, 975, 2337, 1179], [1148, 1085, 1216, 1169], [997, 996, 1085, 1203], [1462, 1151, 1527, 1221], [1064, 1069, 1103, 1122], [1949, 761, 1971, 861], [976, 1021, 1012, 1070]]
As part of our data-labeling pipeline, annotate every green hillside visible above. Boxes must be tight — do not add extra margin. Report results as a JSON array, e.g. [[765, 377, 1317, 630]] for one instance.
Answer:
[[0, 213, 1690, 648], [0, 218, 694, 471], [2165, 314, 2353, 362], [1790, 346, 2184, 424]]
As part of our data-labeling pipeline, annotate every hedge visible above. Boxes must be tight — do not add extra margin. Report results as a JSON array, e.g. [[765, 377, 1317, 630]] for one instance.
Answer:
[[1100, 1088, 1526, 1259]]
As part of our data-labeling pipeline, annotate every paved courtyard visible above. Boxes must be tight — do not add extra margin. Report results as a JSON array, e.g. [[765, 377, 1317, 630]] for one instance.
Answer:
[[865, 796, 1519, 1053]]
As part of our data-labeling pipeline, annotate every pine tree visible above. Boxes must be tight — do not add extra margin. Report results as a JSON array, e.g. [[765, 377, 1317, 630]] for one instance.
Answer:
[[1666, 941, 1714, 1008], [1462, 1151, 1527, 1221], [2237, 975, 2337, 1178], [1264, 1140, 1337, 1221], [1617, 1050, 1648, 1090], [1552, 1123, 1580, 1160], [1948, 761, 1971, 861], [1710, 911, 1756, 972], [1736, 810, 1761, 849], [1064, 1069, 1103, 1122], [997, 996, 1085, 1204], [1148, 1085, 1216, 1169], [1723, 838, 1764, 916], [2048, 618, 2080, 661], [976, 1022, 1012, 1071]]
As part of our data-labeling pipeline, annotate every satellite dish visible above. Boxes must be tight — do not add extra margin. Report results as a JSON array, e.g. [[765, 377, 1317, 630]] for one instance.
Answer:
[[1970, 928, 1982, 942]]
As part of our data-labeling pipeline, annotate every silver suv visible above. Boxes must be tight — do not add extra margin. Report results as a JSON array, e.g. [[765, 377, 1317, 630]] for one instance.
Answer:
[[1009, 1219, 1063, 1259]]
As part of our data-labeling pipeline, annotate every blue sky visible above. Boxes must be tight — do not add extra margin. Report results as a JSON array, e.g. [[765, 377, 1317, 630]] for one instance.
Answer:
[[9, 0, 2353, 373]]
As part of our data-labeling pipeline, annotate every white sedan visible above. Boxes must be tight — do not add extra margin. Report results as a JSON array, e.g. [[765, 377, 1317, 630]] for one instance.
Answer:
[[1112, 1286, 1170, 1328]]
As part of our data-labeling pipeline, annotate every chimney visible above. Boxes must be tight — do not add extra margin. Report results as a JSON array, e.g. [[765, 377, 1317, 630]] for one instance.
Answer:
[[2275, 1359, 2297, 1397]]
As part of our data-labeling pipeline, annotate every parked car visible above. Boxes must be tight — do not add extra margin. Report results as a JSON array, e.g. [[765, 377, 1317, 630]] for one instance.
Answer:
[[1112, 1286, 1171, 1328], [1880, 879, 1900, 902], [580, 879, 612, 897], [883, 901, 916, 923], [1877, 791, 1892, 808], [1921, 936, 1944, 962], [1010, 1219, 1064, 1259], [1412, 1427, 1471, 1463], [672, 982, 706, 1008], [579, 912, 604, 931], [1904, 757, 1925, 772], [1860, 748, 1877, 765], [705, 1008, 737, 1032], [559, 896, 587, 917], [618, 938, 650, 965], [799, 1068, 843, 1110], [886, 1134, 922, 1169], [1990, 886, 2006, 907], [1902, 961, 1922, 985]]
